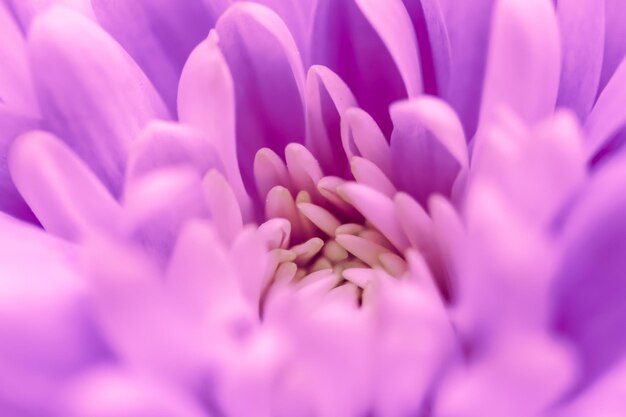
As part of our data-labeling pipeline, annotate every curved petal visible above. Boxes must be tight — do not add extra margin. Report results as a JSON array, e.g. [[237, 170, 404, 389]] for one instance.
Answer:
[[0, 213, 104, 416], [402, 0, 451, 95], [126, 121, 224, 183], [311, 0, 416, 135], [28, 7, 169, 196], [479, 0, 560, 128], [341, 108, 392, 177], [202, 170, 243, 246], [0, 1, 38, 116], [390, 97, 466, 207], [556, 0, 605, 122], [3, 0, 94, 30], [441, 0, 495, 137], [91, 0, 214, 115], [0, 110, 38, 222], [215, 3, 306, 195], [584, 58, 626, 160], [305, 65, 357, 178], [598, 0, 626, 92], [9, 130, 121, 242], [552, 159, 626, 385]]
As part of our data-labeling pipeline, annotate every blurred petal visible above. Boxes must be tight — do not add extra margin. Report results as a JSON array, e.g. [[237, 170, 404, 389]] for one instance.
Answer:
[[305, 65, 356, 177], [0, 214, 104, 416], [28, 7, 169, 195], [0, 110, 38, 222], [390, 97, 466, 206], [91, 0, 214, 115], [599, 0, 626, 92], [3, 0, 94, 30], [556, 0, 605, 121], [202, 170, 243, 246], [311, 0, 417, 135], [403, 0, 451, 95], [0, 1, 38, 116], [215, 3, 306, 194], [9, 130, 121, 242], [126, 121, 224, 183], [441, 0, 495, 137], [553, 159, 626, 384], [584, 58, 626, 160], [479, 0, 560, 127]]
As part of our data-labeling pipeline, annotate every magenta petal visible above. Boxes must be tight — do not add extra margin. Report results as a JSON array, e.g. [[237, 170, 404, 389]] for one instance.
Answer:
[[556, 0, 605, 122], [403, 0, 451, 95], [3, 0, 94, 30], [598, 0, 626, 92], [28, 7, 169, 196], [584, 59, 626, 160], [91, 0, 214, 115], [0, 110, 38, 222], [390, 97, 466, 207], [305, 65, 357, 178], [216, 3, 306, 194], [0, 2, 38, 116], [126, 121, 224, 183], [311, 0, 413, 136], [441, 0, 495, 137], [9, 130, 121, 242], [552, 161, 626, 385], [479, 0, 560, 128]]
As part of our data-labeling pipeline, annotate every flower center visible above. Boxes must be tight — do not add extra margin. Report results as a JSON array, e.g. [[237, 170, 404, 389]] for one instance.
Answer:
[[255, 144, 409, 312]]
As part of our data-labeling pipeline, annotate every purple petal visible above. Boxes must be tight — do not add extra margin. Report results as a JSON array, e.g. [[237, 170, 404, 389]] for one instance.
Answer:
[[479, 0, 560, 128], [552, 160, 626, 385], [3, 0, 94, 31], [390, 97, 466, 207], [0, 1, 38, 116], [178, 30, 251, 219], [556, 0, 605, 122], [341, 108, 392, 177], [441, 0, 495, 137], [584, 58, 626, 160], [311, 0, 418, 136], [305, 65, 357, 178], [403, 0, 451, 95], [0, 110, 38, 222], [91, 0, 214, 115], [9, 130, 121, 242], [28, 7, 169, 196], [126, 121, 224, 183], [215, 3, 306, 195], [0, 214, 104, 416], [598, 0, 626, 92]]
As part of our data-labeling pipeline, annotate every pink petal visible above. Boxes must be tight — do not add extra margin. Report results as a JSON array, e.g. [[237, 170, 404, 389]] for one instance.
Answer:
[[305, 65, 357, 177], [9, 130, 121, 241], [28, 7, 169, 195], [479, 0, 560, 127], [350, 156, 396, 198], [215, 3, 306, 194], [341, 107, 392, 177], [556, 0, 605, 121], [202, 170, 243, 246], [598, 0, 626, 92], [91, 0, 214, 114]]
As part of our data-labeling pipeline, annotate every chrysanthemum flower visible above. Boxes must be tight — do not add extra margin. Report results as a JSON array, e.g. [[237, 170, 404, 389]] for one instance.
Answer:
[[1, 0, 626, 416]]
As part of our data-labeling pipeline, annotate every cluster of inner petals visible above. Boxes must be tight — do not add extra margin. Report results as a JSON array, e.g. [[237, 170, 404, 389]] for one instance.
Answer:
[[255, 143, 409, 308]]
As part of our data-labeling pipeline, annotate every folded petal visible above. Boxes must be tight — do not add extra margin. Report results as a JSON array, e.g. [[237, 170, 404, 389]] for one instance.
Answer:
[[9, 130, 121, 242], [390, 97, 466, 207], [479, 0, 560, 128], [215, 3, 306, 195], [0, 2, 38, 116], [0, 214, 104, 416], [598, 0, 626, 92], [440, 0, 495, 137], [402, 0, 451, 95], [305, 65, 356, 178], [311, 0, 418, 135], [552, 159, 626, 385], [556, 0, 605, 122], [91, 0, 214, 114], [0, 110, 38, 222], [28, 7, 169, 195], [126, 121, 224, 183], [584, 58, 626, 161]]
